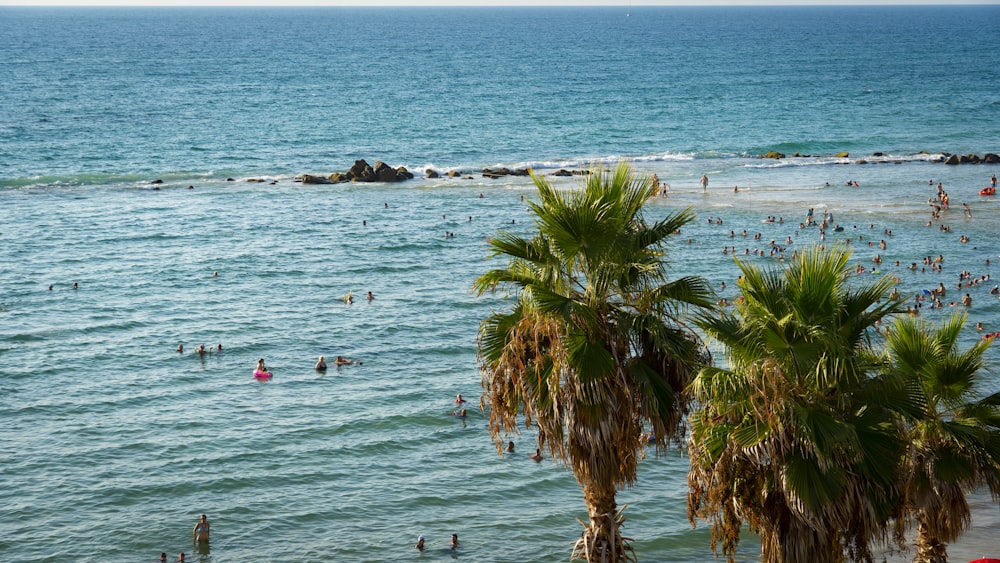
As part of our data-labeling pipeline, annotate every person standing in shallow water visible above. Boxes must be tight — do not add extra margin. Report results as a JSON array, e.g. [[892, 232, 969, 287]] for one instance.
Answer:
[[193, 514, 210, 543], [700, 174, 709, 192]]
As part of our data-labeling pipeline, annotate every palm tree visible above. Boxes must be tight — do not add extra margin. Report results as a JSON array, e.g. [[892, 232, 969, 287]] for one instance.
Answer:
[[883, 313, 1000, 563], [474, 162, 713, 562], [687, 246, 908, 563]]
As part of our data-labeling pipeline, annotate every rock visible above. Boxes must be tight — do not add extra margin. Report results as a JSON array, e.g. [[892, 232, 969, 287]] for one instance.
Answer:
[[396, 166, 414, 181], [226, 178, 235, 182], [872, 152, 884, 157], [447, 170, 461, 178], [301, 174, 333, 184], [426, 169, 439, 179], [246, 178, 266, 183], [763, 151, 785, 159], [150, 179, 163, 184], [834, 152, 850, 158], [374, 161, 398, 182], [944, 154, 960, 165], [553, 169, 573, 177], [856, 160, 868, 164], [349, 159, 376, 182], [985, 153, 1000, 163]]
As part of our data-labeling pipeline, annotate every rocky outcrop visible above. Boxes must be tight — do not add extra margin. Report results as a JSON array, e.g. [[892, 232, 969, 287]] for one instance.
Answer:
[[763, 151, 786, 159], [834, 152, 850, 158], [483, 167, 531, 179], [426, 169, 440, 178], [301, 159, 415, 185], [943, 153, 999, 165], [552, 169, 591, 177]]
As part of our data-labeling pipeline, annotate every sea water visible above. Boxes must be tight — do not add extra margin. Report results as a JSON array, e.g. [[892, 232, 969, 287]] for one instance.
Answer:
[[1, 6, 999, 562]]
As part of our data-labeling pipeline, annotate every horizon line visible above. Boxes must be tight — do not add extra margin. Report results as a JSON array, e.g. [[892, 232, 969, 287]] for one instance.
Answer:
[[3, 1, 996, 6]]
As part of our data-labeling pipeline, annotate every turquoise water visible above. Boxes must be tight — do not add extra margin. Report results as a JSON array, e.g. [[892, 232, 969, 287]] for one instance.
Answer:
[[2, 6, 1000, 562]]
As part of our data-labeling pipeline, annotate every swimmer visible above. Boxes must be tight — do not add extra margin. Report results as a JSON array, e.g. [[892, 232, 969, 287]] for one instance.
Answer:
[[315, 355, 327, 371], [415, 536, 425, 551], [455, 394, 467, 405], [505, 440, 515, 453], [177, 344, 184, 353], [160, 554, 168, 563], [334, 355, 355, 366], [700, 174, 709, 192], [256, 358, 267, 373], [454, 408, 467, 418], [193, 514, 210, 543], [366, 291, 374, 301], [529, 448, 544, 461], [450, 534, 460, 549], [196, 344, 207, 355]]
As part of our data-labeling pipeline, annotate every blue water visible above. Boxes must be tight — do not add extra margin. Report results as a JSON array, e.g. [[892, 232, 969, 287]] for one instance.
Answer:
[[2, 6, 1000, 563]]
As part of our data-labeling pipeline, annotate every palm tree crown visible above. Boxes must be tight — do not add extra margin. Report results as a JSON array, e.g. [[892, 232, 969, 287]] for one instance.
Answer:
[[688, 246, 907, 563], [883, 313, 1000, 563], [474, 162, 713, 562]]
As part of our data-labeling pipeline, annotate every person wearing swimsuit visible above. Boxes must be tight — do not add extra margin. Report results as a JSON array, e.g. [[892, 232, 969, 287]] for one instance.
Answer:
[[193, 514, 210, 543]]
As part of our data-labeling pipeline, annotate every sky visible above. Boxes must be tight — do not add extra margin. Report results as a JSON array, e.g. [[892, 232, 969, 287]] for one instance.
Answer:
[[1, 0, 993, 5]]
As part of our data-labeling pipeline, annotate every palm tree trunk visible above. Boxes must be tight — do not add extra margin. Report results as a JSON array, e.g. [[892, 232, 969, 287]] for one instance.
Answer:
[[572, 483, 633, 562], [915, 515, 948, 563]]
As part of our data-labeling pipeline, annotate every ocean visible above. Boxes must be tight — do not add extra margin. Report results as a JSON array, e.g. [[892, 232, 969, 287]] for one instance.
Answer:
[[1, 5, 999, 562]]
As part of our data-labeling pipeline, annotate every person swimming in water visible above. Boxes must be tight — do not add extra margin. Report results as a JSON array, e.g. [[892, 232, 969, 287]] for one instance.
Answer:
[[315, 355, 327, 371]]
